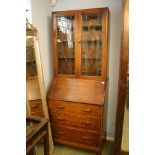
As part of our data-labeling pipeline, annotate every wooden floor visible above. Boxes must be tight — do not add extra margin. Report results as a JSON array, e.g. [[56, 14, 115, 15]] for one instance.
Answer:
[[121, 104, 129, 151], [37, 141, 114, 155]]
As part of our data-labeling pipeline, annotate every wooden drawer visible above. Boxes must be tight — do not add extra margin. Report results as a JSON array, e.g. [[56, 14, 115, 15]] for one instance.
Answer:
[[48, 100, 102, 117], [29, 99, 44, 117], [52, 125, 100, 148], [50, 112, 101, 131]]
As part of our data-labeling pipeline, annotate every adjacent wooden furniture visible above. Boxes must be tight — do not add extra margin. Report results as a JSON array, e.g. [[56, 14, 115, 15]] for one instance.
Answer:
[[26, 76, 44, 117], [26, 20, 54, 154], [26, 25, 44, 118], [26, 116, 49, 155], [29, 99, 44, 117], [114, 0, 129, 155], [48, 8, 109, 155]]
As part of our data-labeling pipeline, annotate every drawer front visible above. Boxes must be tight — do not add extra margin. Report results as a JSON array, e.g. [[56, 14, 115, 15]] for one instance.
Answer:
[[52, 125, 100, 148], [29, 99, 44, 117], [48, 100, 102, 118], [51, 112, 101, 131]]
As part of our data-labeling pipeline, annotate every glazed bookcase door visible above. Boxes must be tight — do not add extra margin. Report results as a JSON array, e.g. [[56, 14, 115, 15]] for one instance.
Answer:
[[53, 8, 109, 80], [81, 13, 103, 77], [56, 15, 76, 75]]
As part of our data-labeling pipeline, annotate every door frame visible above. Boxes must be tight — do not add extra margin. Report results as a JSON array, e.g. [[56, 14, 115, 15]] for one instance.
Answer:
[[114, 0, 129, 155]]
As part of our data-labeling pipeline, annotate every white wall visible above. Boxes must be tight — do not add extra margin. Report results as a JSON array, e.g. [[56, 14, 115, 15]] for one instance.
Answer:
[[31, 0, 54, 93], [26, 0, 32, 23], [53, 0, 122, 137], [30, 0, 122, 137]]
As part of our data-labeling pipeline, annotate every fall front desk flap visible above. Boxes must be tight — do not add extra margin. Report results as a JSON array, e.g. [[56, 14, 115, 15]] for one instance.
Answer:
[[48, 78, 106, 105]]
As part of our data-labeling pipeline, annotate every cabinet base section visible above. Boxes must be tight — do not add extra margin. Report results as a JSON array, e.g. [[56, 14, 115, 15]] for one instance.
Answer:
[[54, 138, 101, 154]]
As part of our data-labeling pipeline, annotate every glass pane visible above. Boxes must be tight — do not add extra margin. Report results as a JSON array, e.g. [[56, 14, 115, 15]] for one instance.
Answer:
[[57, 16, 75, 75], [26, 37, 38, 77], [81, 14, 102, 76]]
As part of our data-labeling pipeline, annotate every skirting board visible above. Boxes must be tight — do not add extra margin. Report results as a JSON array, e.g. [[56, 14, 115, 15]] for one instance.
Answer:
[[106, 136, 114, 142], [102, 136, 114, 142]]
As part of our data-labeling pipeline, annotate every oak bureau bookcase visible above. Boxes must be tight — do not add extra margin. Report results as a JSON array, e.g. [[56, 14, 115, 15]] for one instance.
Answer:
[[48, 7, 109, 155]]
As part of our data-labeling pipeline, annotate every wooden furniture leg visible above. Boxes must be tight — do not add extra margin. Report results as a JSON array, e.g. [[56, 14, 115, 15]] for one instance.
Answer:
[[97, 152, 102, 155], [44, 132, 49, 155], [26, 116, 50, 155]]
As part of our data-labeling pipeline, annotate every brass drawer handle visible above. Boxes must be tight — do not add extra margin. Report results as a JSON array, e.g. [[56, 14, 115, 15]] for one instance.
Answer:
[[82, 109, 92, 113], [81, 136, 90, 140], [56, 106, 65, 109], [57, 118, 65, 121], [76, 40, 81, 43], [81, 121, 91, 125]]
